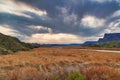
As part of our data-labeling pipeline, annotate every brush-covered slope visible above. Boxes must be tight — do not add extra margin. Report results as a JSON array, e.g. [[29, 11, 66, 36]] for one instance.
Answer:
[[0, 33, 30, 54], [84, 33, 120, 48]]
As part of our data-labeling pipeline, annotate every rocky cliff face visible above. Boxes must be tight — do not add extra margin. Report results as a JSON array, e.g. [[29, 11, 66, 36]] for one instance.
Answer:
[[98, 33, 120, 43]]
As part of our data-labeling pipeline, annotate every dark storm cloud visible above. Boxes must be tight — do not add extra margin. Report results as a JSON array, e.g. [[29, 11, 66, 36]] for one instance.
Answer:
[[16, 0, 120, 18], [0, 0, 120, 37], [15, 0, 64, 17], [0, 12, 51, 35], [14, 0, 120, 36]]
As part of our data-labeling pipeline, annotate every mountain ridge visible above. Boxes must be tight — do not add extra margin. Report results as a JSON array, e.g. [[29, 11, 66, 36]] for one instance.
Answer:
[[98, 33, 120, 43], [84, 33, 120, 48]]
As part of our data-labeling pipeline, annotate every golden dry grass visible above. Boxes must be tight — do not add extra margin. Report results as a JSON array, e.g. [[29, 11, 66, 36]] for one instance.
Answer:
[[0, 47, 119, 80]]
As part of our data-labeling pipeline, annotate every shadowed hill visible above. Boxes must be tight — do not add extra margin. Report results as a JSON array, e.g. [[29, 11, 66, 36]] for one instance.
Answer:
[[0, 33, 31, 54], [0, 33, 42, 54]]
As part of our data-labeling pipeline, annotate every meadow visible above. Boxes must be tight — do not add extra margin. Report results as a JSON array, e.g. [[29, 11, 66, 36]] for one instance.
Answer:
[[0, 47, 120, 80]]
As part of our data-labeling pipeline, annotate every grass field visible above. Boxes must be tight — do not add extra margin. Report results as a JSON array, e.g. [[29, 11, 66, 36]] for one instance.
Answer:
[[0, 47, 120, 80]]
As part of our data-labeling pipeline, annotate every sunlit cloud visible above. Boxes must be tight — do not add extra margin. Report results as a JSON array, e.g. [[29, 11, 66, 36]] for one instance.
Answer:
[[111, 10, 120, 18], [106, 19, 120, 33], [0, 25, 19, 36], [24, 33, 83, 44], [0, 0, 47, 18], [81, 15, 105, 28], [28, 25, 53, 33]]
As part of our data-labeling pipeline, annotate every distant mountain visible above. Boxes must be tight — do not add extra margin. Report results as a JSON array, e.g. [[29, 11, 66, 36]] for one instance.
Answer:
[[44, 43, 82, 46], [82, 41, 97, 46], [85, 33, 120, 48], [0, 33, 41, 54], [44, 33, 120, 48], [98, 33, 120, 43]]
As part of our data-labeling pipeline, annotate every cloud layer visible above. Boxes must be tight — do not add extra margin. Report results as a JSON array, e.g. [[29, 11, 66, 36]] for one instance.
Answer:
[[0, 0, 120, 43]]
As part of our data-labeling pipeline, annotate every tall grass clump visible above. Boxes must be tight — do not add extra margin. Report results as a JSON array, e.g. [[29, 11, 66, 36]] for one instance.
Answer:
[[66, 71, 85, 80]]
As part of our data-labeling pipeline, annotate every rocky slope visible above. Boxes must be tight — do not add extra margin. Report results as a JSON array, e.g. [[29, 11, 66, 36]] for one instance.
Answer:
[[84, 33, 120, 48], [98, 33, 120, 43]]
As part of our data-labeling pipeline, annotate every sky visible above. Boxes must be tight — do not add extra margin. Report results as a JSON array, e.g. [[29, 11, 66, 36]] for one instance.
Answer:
[[0, 0, 120, 44]]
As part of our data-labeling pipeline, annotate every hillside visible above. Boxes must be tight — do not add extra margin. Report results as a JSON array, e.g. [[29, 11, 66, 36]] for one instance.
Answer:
[[0, 33, 30, 54], [98, 33, 120, 43], [84, 33, 120, 48], [96, 33, 120, 48]]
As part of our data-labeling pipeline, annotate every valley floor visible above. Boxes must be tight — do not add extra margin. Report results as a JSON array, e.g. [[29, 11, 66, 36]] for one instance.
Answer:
[[0, 47, 120, 80]]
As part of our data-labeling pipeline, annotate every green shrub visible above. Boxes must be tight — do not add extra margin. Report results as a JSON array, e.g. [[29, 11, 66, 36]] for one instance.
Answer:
[[53, 76, 60, 80], [66, 71, 85, 80]]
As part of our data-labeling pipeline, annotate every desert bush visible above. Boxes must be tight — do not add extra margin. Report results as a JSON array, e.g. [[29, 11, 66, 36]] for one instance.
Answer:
[[53, 76, 60, 80], [66, 71, 85, 80]]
